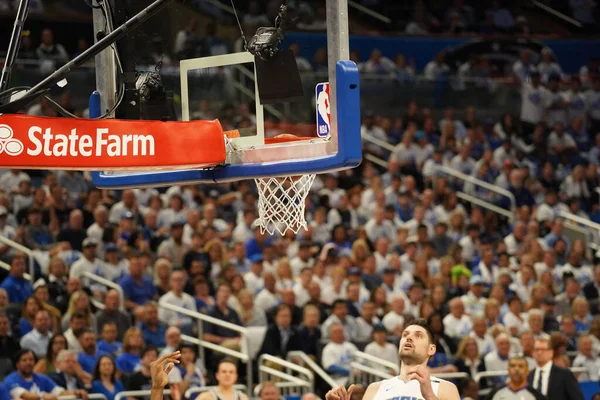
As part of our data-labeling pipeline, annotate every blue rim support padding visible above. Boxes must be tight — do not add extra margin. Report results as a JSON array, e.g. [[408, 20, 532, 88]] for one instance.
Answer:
[[89, 91, 101, 119], [91, 61, 362, 188]]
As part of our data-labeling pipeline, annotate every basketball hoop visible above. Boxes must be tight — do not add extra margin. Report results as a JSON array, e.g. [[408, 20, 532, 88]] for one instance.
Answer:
[[254, 173, 316, 235]]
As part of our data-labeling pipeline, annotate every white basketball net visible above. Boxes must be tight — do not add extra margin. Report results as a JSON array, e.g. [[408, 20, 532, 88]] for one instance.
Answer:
[[254, 174, 317, 236]]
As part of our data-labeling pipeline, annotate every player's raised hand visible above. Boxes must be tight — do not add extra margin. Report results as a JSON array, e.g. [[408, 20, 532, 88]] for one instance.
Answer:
[[150, 350, 181, 389], [325, 384, 356, 400], [406, 367, 436, 400]]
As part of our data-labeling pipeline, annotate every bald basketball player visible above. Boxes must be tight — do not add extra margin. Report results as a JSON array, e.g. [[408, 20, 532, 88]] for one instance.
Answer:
[[326, 319, 460, 400]]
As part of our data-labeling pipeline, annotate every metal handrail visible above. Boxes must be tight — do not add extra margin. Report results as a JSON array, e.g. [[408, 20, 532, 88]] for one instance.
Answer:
[[181, 333, 248, 361], [115, 390, 170, 400], [0, 234, 35, 281], [350, 361, 393, 380], [157, 302, 252, 395], [348, 0, 391, 24], [0, 259, 32, 280], [365, 153, 389, 169], [559, 210, 600, 232], [259, 354, 315, 396], [82, 271, 125, 311], [456, 192, 515, 222], [201, 0, 234, 14], [59, 395, 108, 400], [434, 165, 517, 210], [361, 132, 396, 152], [353, 350, 399, 374], [474, 367, 587, 383], [185, 385, 247, 399], [259, 354, 315, 381], [287, 351, 338, 389], [474, 370, 508, 383], [431, 372, 470, 380], [254, 382, 312, 397], [260, 366, 314, 386]]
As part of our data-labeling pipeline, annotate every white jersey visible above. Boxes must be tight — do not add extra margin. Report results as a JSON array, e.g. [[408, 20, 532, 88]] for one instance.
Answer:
[[373, 376, 442, 400]]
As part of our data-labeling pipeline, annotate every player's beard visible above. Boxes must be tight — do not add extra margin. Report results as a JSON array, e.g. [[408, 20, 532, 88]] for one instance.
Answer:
[[399, 346, 425, 366]]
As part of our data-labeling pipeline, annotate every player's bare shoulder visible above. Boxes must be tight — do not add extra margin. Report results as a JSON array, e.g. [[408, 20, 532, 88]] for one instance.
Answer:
[[361, 381, 382, 400], [436, 378, 460, 400]]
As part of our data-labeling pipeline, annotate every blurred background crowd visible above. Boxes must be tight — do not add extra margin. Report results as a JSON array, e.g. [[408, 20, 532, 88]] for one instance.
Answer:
[[1, 0, 600, 400]]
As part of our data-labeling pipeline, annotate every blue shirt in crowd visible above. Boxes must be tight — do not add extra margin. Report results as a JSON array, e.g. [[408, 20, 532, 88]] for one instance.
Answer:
[[137, 321, 167, 348], [97, 340, 122, 355], [78, 350, 109, 374], [115, 352, 141, 374], [119, 275, 156, 306], [91, 379, 124, 400], [0, 276, 33, 304], [3, 372, 59, 397]]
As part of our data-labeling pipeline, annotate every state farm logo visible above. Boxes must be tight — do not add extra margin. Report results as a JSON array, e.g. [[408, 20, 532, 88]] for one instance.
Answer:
[[0, 124, 156, 157], [0, 125, 24, 156]]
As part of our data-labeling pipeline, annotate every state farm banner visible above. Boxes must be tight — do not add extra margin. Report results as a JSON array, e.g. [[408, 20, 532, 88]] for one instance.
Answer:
[[0, 114, 226, 170]]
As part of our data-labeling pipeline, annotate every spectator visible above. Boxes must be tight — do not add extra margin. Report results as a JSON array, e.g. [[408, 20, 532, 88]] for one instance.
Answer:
[[56, 210, 86, 252], [363, 50, 395, 75], [138, 303, 168, 348], [49, 350, 88, 398], [0, 312, 20, 377], [488, 0, 515, 31], [572, 335, 600, 381], [167, 344, 205, 399], [69, 238, 103, 289], [160, 327, 182, 357], [454, 336, 486, 380], [97, 322, 122, 356], [195, 360, 247, 400], [528, 337, 583, 399], [443, 298, 472, 341], [91, 355, 125, 400], [108, 190, 139, 225], [158, 270, 197, 335], [4, 349, 66, 400], [203, 284, 242, 351], [424, 52, 450, 81], [294, 302, 322, 357], [483, 333, 512, 386], [95, 289, 130, 340], [381, 296, 406, 336], [321, 323, 358, 385], [1, 253, 33, 303], [237, 289, 267, 327], [258, 304, 299, 358], [120, 255, 157, 310], [487, 355, 544, 400], [157, 222, 190, 270], [61, 291, 96, 333], [322, 299, 358, 342], [470, 316, 495, 356], [364, 323, 397, 369], [125, 346, 158, 392], [20, 310, 53, 358], [115, 327, 144, 373], [77, 330, 107, 374]]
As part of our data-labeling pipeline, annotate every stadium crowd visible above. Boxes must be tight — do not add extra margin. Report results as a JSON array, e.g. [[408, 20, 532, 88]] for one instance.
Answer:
[[1, 52, 600, 398], [1, 3, 600, 400]]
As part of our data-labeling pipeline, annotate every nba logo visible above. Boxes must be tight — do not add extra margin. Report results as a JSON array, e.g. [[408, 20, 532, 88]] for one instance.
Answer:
[[316, 82, 330, 138]]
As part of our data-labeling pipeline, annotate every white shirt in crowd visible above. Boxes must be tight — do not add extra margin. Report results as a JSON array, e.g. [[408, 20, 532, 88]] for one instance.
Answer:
[[442, 313, 473, 339], [532, 361, 553, 396], [381, 311, 405, 334], [254, 289, 279, 311], [520, 82, 548, 124], [158, 291, 197, 327], [364, 341, 398, 371], [572, 353, 600, 381], [321, 341, 358, 380]]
